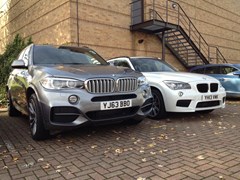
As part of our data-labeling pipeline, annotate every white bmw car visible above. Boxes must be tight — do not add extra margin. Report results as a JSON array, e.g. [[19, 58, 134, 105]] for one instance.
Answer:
[[108, 57, 226, 119]]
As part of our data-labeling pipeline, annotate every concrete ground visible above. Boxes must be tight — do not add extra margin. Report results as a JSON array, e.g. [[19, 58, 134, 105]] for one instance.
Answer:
[[0, 100, 240, 180]]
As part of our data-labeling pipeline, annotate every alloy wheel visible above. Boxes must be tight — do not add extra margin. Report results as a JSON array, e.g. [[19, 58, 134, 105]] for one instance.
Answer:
[[29, 99, 37, 135]]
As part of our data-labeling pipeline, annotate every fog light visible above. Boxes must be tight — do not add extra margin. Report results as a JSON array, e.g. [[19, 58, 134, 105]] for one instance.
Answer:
[[142, 90, 148, 98], [68, 95, 79, 104]]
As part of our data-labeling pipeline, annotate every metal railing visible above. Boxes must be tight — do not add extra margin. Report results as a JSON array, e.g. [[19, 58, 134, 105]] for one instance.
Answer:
[[131, 0, 227, 64]]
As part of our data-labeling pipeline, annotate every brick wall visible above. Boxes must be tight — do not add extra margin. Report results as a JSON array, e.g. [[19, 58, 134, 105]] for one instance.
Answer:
[[0, 0, 239, 70], [70, 0, 240, 70], [0, 0, 71, 53], [177, 0, 240, 64]]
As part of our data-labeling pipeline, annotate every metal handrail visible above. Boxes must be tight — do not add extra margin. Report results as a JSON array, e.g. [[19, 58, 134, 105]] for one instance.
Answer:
[[130, 0, 227, 64]]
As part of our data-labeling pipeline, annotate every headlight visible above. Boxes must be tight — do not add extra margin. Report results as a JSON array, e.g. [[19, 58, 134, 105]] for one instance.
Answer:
[[40, 77, 84, 89], [138, 76, 148, 86], [164, 80, 191, 90]]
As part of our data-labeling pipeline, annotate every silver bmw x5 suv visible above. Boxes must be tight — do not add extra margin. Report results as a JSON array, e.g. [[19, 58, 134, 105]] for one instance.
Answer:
[[7, 44, 153, 140]]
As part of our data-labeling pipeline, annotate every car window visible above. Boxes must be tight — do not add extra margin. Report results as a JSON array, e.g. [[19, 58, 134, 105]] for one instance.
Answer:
[[113, 60, 131, 68], [205, 66, 219, 74], [220, 66, 238, 74], [130, 58, 176, 72], [191, 68, 205, 74], [33, 46, 108, 65]]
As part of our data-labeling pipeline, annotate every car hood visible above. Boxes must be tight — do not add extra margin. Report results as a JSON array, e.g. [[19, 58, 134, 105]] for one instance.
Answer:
[[142, 71, 218, 83], [33, 65, 142, 79]]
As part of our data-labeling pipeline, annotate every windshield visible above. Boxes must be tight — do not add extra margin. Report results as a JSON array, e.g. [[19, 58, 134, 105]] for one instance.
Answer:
[[130, 58, 176, 72], [33, 45, 108, 65]]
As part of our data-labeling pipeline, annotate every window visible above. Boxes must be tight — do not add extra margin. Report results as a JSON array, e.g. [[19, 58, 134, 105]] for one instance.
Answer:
[[205, 66, 219, 74], [192, 68, 205, 74], [220, 66, 238, 74], [130, 58, 176, 72], [33, 46, 107, 65], [114, 60, 131, 68]]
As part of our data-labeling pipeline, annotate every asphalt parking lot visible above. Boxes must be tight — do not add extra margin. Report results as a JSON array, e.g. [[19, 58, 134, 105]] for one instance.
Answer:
[[0, 100, 240, 180]]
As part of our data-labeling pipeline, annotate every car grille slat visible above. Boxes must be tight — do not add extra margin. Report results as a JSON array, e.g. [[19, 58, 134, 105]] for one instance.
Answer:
[[85, 78, 137, 94], [117, 78, 138, 92], [86, 78, 115, 93]]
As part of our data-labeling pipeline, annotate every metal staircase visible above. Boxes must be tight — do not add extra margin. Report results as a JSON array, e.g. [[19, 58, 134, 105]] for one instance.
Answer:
[[130, 0, 227, 69]]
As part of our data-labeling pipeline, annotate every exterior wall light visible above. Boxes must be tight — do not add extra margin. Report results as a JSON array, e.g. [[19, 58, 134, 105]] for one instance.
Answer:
[[172, 3, 177, 9]]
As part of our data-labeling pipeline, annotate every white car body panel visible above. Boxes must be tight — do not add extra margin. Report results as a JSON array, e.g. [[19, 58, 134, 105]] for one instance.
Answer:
[[142, 72, 226, 112], [108, 57, 226, 113]]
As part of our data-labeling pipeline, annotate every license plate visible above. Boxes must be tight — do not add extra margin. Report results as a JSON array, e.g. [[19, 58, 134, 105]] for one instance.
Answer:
[[204, 95, 219, 100], [100, 99, 132, 110]]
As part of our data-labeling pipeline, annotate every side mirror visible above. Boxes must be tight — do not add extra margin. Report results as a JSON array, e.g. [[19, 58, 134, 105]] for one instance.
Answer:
[[233, 71, 240, 77], [11, 59, 27, 69]]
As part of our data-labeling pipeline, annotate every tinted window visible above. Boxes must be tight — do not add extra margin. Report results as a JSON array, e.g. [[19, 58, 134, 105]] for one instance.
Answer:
[[114, 60, 131, 68], [33, 46, 107, 65], [205, 66, 219, 74], [192, 68, 205, 74], [220, 66, 238, 74], [130, 58, 176, 72]]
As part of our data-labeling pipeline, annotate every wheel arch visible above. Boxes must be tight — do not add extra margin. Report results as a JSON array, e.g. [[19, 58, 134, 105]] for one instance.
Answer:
[[26, 87, 36, 102], [150, 85, 166, 108]]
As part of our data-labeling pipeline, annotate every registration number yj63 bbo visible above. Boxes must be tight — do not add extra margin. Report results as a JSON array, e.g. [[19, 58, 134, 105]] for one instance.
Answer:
[[101, 100, 132, 110]]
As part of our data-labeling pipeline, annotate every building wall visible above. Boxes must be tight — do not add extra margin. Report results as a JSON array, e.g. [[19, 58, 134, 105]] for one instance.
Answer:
[[0, 0, 240, 70], [70, 0, 240, 70], [0, 0, 71, 53], [70, 0, 184, 70], [177, 0, 240, 64]]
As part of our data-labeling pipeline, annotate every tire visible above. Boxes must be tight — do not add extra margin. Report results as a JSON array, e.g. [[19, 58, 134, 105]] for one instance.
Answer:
[[8, 91, 21, 117], [28, 93, 49, 140], [148, 88, 166, 120]]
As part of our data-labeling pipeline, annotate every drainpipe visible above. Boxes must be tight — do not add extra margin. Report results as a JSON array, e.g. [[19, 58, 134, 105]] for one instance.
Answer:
[[76, 0, 80, 46]]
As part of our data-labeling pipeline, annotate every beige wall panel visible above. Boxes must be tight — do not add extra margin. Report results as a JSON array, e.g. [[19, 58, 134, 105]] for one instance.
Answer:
[[78, 21, 164, 54], [0, 0, 70, 53], [75, 4, 130, 29], [30, 20, 71, 46], [72, 0, 130, 15], [77, 20, 184, 69], [1, 0, 240, 65], [6, 2, 70, 36], [176, 0, 240, 63], [204, 0, 240, 17]]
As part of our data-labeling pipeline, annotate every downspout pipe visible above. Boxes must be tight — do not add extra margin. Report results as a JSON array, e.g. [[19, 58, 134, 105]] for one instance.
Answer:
[[76, 0, 80, 46]]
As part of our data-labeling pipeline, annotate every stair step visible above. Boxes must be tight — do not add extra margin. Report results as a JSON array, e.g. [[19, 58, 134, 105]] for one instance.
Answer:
[[178, 51, 196, 55], [166, 38, 186, 42], [169, 42, 191, 47], [165, 33, 182, 38]]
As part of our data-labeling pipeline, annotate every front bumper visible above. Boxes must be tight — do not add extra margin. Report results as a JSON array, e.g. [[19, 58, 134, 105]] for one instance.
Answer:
[[37, 85, 152, 130], [163, 88, 226, 112]]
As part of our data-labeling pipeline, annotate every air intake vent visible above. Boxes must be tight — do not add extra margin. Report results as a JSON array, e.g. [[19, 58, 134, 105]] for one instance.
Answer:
[[210, 83, 218, 92], [197, 84, 208, 93]]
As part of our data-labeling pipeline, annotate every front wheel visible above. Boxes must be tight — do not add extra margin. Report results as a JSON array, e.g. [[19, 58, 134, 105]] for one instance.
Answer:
[[148, 89, 166, 120], [28, 93, 49, 140]]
